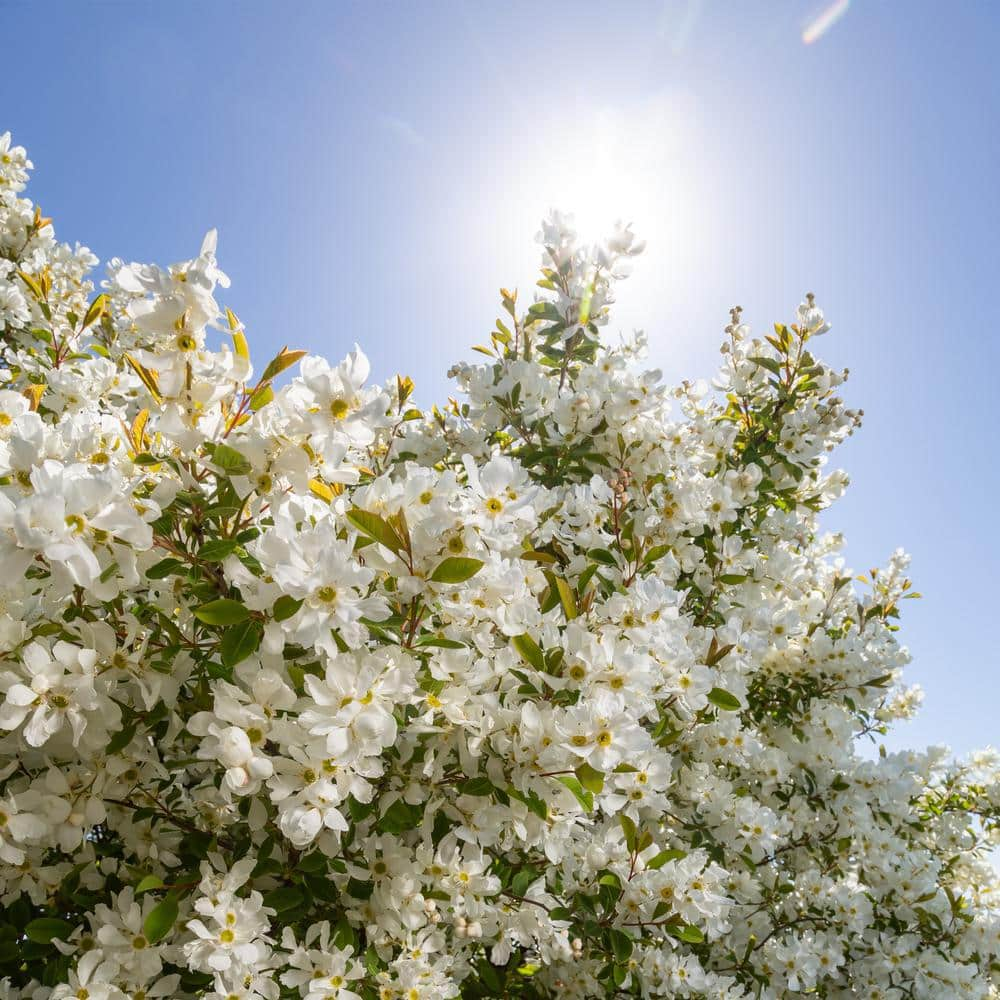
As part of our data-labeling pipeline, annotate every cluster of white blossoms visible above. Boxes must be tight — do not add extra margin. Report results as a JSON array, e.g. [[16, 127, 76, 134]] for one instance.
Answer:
[[0, 130, 997, 1000]]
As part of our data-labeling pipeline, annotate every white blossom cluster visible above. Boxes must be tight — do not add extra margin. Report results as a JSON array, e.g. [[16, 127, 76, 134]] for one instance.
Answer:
[[0, 130, 997, 999]]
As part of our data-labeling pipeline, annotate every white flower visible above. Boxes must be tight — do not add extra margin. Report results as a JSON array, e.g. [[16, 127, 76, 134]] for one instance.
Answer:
[[0, 640, 109, 747]]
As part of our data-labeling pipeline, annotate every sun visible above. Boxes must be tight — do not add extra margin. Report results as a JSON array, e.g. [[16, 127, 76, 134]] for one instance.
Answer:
[[520, 96, 704, 251]]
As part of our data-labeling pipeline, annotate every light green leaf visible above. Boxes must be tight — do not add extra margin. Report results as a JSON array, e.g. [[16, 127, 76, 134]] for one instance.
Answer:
[[143, 894, 179, 944], [512, 633, 545, 671], [575, 761, 605, 795], [194, 599, 251, 626], [136, 875, 165, 894], [646, 849, 687, 870], [707, 687, 742, 712], [207, 442, 252, 476], [554, 577, 578, 619], [556, 775, 593, 812], [429, 557, 484, 584], [346, 507, 404, 555]]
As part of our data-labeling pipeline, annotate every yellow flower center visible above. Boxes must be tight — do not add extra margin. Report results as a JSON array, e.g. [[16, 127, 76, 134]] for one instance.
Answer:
[[330, 398, 350, 420]]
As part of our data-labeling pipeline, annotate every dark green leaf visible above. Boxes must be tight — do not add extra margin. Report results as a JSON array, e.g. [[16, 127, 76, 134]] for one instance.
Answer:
[[198, 539, 240, 561], [106, 722, 138, 755], [263, 886, 305, 912], [220, 620, 263, 667], [25, 918, 75, 944], [458, 777, 495, 797]]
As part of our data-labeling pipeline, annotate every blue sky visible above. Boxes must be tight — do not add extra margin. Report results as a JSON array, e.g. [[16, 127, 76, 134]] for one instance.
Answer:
[[4, 0, 998, 756]]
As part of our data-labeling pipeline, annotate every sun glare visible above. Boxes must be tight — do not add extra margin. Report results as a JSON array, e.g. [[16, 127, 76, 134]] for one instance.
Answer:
[[522, 97, 706, 252]]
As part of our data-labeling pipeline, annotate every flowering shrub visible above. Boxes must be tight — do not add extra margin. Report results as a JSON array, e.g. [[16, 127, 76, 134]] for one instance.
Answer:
[[0, 129, 997, 1000]]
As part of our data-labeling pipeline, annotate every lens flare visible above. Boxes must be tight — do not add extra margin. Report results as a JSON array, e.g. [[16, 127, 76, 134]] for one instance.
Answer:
[[802, 0, 850, 45]]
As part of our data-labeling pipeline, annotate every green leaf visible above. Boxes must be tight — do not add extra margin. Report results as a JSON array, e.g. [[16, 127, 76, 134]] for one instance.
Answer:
[[379, 799, 423, 834], [508, 785, 547, 820], [220, 620, 263, 667], [273, 595, 304, 622], [194, 599, 251, 626], [208, 442, 252, 476], [263, 886, 305, 912], [643, 544, 671, 566], [414, 635, 467, 649], [25, 918, 75, 944], [575, 761, 605, 795], [198, 538, 240, 561], [458, 776, 495, 796], [707, 687, 742, 712], [146, 557, 184, 580], [668, 923, 705, 944], [512, 633, 545, 671], [106, 722, 138, 755], [646, 849, 687, 870], [619, 813, 638, 853], [609, 928, 633, 963], [261, 347, 307, 382], [477, 958, 504, 992], [587, 547, 617, 566], [428, 557, 484, 584], [750, 355, 782, 375], [143, 894, 179, 944], [346, 507, 404, 555], [347, 877, 374, 900], [82, 293, 109, 328], [554, 577, 578, 619], [249, 384, 274, 410], [555, 775, 593, 812], [136, 875, 164, 894]]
